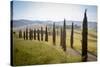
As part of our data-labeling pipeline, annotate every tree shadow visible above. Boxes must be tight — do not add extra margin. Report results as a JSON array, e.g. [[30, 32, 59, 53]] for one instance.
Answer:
[[71, 47, 81, 55]]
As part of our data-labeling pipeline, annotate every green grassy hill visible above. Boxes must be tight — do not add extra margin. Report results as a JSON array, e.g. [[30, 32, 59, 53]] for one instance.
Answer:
[[13, 29, 97, 66]]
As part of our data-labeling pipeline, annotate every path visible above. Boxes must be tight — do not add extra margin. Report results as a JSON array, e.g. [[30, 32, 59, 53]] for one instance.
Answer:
[[66, 48, 97, 61]]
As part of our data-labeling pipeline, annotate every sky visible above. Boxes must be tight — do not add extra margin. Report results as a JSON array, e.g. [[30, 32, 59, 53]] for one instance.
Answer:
[[12, 1, 97, 22]]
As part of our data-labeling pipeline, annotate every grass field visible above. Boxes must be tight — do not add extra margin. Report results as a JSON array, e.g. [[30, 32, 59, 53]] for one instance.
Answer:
[[47, 29, 97, 55], [13, 29, 97, 66]]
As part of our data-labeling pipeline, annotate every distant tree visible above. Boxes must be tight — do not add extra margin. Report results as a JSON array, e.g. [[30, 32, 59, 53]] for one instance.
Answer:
[[26, 28, 28, 40], [23, 31, 26, 40], [41, 27, 43, 41], [70, 22, 74, 48], [45, 26, 48, 41], [31, 29, 33, 40], [37, 29, 40, 41], [62, 19, 66, 51], [82, 9, 88, 62], [53, 22, 56, 45], [29, 29, 31, 40], [34, 28, 36, 40], [29, 29, 33, 40], [60, 27, 63, 47], [19, 30, 22, 38]]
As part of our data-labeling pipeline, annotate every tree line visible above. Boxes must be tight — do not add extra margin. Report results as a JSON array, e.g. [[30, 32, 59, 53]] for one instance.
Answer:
[[19, 26, 48, 42]]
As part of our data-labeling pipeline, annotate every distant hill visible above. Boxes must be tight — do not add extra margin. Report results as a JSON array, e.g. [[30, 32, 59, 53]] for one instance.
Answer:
[[12, 19, 43, 27], [12, 19, 97, 30]]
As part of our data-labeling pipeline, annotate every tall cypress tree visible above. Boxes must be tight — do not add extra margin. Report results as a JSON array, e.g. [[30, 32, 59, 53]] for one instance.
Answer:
[[62, 19, 66, 51], [19, 30, 22, 38], [31, 29, 33, 40], [60, 27, 63, 47], [26, 28, 28, 40], [45, 26, 48, 41], [82, 9, 88, 62], [23, 31, 26, 40], [53, 22, 56, 45], [70, 22, 74, 48], [37, 29, 40, 41], [41, 27, 43, 41], [29, 29, 33, 40], [34, 28, 36, 40], [29, 29, 31, 40]]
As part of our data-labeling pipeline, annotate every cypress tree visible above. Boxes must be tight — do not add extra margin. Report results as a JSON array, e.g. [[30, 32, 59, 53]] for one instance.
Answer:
[[31, 29, 33, 40], [62, 19, 66, 51], [37, 29, 40, 41], [41, 27, 43, 41], [34, 28, 36, 40], [19, 30, 22, 38], [82, 9, 88, 62], [26, 28, 28, 40], [60, 27, 63, 47], [45, 26, 48, 41], [53, 22, 56, 45], [70, 22, 74, 48], [29, 29, 33, 40], [23, 31, 26, 40], [29, 29, 31, 40]]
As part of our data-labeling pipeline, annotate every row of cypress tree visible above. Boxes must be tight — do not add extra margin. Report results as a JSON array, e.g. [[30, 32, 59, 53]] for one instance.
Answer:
[[52, 20, 74, 51], [52, 9, 88, 61], [19, 26, 48, 42], [52, 19, 67, 51]]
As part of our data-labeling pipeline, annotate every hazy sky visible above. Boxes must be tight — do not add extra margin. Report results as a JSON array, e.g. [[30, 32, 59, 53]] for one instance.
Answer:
[[12, 1, 97, 22]]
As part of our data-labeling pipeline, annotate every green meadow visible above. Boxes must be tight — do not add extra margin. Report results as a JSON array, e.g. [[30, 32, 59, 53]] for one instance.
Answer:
[[13, 29, 97, 66]]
